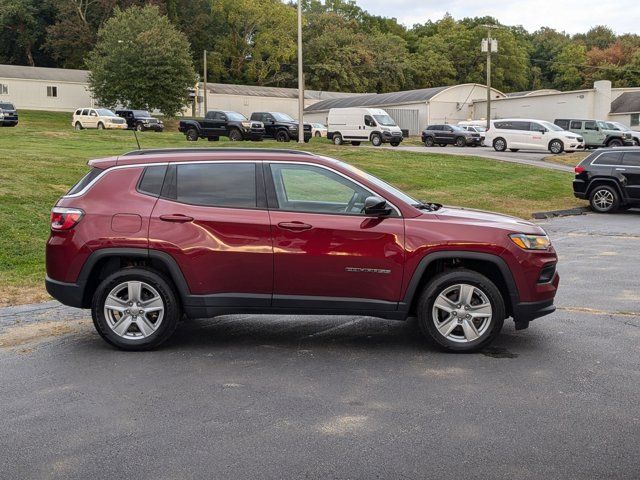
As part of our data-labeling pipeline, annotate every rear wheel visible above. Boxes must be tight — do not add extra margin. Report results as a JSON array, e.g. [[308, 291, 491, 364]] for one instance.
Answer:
[[417, 270, 505, 352], [91, 268, 181, 351], [315, 131, 321, 137], [424, 136, 435, 147], [589, 185, 620, 213], [186, 128, 198, 141], [371, 133, 382, 147], [549, 139, 564, 154], [493, 137, 507, 151], [228, 128, 243, 141], [276, 130, 290, 142], [633, 138, 640, 146]]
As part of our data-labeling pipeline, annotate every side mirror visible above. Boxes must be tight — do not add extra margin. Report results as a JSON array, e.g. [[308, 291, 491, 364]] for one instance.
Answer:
[[364, 196, 392, 216], [221, 116, 227, 121]]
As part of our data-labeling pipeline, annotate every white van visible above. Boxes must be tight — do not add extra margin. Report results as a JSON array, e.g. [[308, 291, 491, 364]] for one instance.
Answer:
[[327, 107, 403, 147], [485, 118, 584, 154]]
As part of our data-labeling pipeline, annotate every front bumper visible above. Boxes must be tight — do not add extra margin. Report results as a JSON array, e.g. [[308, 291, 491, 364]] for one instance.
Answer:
[[466, 137, 482, 145], [140, 124, 164, 132], [243, 128, 265, 140], [513, 299, 556, 325], [105, 123, 128, 130], [382, 132, 403, 144]]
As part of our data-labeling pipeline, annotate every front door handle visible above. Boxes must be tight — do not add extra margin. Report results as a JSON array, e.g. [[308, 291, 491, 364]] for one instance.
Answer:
[[615, 168, 626, 171], [159, 214, 194, 223], [277, 221, 312, 231]]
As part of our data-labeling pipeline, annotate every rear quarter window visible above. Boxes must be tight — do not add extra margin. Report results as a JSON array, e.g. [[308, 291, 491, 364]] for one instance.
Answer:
[[67, 168, 103, 195], [137, 165, 167, 196], [592, 152, 622, 166]]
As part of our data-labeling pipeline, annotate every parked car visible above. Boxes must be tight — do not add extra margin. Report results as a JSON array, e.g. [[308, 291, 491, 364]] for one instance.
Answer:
[[0, 101, 18, 127], [460, 125, 487, 145], [573, 147, 640, 213], [486, 119, 584, 154], [179, 110, 264, 142], [72, 108, 127, 130], [422, 124, 482, 147], [327, 107, 403, 147], [46, 148, 558, 352], [554, 119, 633, 148], [605, 121, 640, 146], [311, 123, 327, 138], [115, 109, 164, 132], [250, 112, 311, 142]]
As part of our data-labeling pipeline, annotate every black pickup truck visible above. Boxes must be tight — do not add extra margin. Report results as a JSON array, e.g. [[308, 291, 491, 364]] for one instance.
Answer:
[[179, 110, 264, 141], [116, 109, 164, 132], [250, 112, 312, 142], [0, 102, 18, 127]]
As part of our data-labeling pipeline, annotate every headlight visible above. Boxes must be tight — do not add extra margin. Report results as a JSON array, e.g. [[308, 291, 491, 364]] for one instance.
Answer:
[[509, 233, 551, 250], [241, 121, 251, 128]]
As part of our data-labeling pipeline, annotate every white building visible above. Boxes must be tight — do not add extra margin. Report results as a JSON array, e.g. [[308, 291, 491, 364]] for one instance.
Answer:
[[472, 80, 640, 128], [0, 64, 94, 111], [303, 84, 506, 135]]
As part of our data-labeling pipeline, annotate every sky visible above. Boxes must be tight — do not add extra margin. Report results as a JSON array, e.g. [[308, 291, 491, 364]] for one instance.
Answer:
[[355, 0, 639, 35]]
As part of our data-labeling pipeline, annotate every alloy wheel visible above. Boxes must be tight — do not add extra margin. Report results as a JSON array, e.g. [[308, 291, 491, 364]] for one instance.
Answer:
[[103, 281, 165, 340], [431, 283, 493, 343], [592, 189, 614, 211]]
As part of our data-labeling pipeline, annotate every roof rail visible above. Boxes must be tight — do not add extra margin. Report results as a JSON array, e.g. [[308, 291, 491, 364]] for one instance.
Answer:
[[120, 147, 316, 157]]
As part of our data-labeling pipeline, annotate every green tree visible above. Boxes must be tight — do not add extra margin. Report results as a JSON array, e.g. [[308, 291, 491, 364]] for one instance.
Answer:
[[551, 43, 588, 90], [86, 5, 196, 116], [407, 36, 456, 88], [575, 25, 616, 50], [0, 0, 55, 66]]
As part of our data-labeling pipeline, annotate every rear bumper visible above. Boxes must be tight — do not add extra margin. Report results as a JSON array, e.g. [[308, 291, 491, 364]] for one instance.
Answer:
[[573, 178, 587, 198], [45, 276, 84, 308]]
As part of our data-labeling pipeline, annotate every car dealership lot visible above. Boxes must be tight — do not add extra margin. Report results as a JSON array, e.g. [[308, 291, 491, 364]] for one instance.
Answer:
[[1, 212, 639, 479]]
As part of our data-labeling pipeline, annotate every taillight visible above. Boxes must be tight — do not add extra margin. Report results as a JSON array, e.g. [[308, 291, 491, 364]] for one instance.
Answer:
[[51, 207, 84, 230], [574, 166, 585, 174]]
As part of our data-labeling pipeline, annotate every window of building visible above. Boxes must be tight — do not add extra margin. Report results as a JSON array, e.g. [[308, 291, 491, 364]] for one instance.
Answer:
[[0, 84, 7, 95], [46, 86, 58, 98], [631, 114, 639, 127]]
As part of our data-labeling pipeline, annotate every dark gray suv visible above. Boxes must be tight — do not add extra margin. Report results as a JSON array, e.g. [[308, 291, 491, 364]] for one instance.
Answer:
[[422, 124, 482, 147]]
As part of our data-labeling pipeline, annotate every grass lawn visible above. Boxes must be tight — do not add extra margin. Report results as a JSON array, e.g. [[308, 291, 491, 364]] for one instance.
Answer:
[[0, 110, 582, 305]]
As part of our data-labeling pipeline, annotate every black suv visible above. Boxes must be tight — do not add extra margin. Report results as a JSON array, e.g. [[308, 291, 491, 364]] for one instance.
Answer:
[[422, 124, 481, 147], [179, 110, 264, 142], [573, 147, 640, 212], [116, 110, 164, 132], [250, 112, 311, 142], [0, 102, 18, 127]]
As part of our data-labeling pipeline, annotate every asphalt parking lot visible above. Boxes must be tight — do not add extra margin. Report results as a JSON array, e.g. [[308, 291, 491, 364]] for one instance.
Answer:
[[1, 212, 639, 479]]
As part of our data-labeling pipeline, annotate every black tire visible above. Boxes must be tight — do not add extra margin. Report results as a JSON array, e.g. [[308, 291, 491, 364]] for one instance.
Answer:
[[509, 148, 519, 152], [607, 138, 623, 147], [135, 123, 144, 132], [304, 137, 310, 143], [455, 136, 466, 147], [351, 141, 361, 146], [333, 133, 343, 145], [74, 122, 83, 131], [589, 184, 620, 213], [228, 128, 243, 141], [276, 130, 290, 142], [633, 138, 640, 146], [493, 137, 507, 151], [371, 133, 382, 147], [424, 136, 435, 147], [91, 268, 181, 351], [549, 139, 564, 154], [97, 122, 105, 130], [390, 142, 400, 147], [314, 131, 321, 137], [417, 269, 505, 352], [186, 128, 198, 141]]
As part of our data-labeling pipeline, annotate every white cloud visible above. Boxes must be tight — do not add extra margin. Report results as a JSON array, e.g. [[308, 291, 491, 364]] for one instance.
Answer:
[[355, 0, 637, 34]]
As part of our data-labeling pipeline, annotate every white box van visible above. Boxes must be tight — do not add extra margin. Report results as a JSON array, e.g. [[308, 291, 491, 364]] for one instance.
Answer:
[[327, 108, 403, 147], [485, 118, 584, 154]]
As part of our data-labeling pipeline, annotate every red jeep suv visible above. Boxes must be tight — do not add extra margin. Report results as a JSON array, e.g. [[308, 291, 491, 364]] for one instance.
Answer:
[[46, 148, 559, 352]]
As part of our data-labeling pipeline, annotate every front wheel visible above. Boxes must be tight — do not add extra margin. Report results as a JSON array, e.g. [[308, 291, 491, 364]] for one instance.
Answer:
[[493, 137, 507, 151], [314, 131, 321, 137], [97, 122, 105, 130], [91, 268, 181, 351], [276, 130, 290, 142], [74, 122, 83, 131], [549, 139, 564, 154], [228, 128, 243, 141], [135, 123, 144, 132], [455, 136, 466, 147], [589, 185, 619, 213], [333, 133, 343, 145], [371, 133, 382, 147], [607, 138, 623, 148], [417, 269, 505, 352]]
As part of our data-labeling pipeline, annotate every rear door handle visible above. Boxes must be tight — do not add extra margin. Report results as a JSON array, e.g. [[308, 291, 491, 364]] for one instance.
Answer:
[[615, 168, 626, 171], [159, 214, 194, 223], [277, 221, 312, 231]]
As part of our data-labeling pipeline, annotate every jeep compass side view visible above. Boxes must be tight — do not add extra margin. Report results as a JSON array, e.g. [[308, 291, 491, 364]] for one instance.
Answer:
[[46, 148, 559, 352]]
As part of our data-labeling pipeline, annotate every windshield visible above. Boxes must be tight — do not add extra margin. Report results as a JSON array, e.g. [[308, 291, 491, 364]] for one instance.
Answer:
[[450, 125, 466, 132], [96, 108, 116, 116], [540, 120, 563, 131], [597, 121, 610, 129], [473, 126, 487, 132], [272, 112, 295, 122], [330, 158, 419, 205], [132, 110, 151, 117], [0, 102, 15, 110], [373, 114, 396, 126], [226, 112, 247, 121], [609, 121, 628, 131]]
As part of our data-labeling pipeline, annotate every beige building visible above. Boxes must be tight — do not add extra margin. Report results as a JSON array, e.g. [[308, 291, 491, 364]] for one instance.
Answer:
[[472, 80, 640, 128], [303, 84, 506, 135]]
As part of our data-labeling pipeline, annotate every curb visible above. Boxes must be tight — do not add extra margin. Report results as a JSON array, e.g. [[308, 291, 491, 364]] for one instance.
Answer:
[[532, 207, 590, 219]]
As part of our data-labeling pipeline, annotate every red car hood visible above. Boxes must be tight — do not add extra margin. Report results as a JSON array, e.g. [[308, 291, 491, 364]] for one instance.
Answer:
[[430, 206, 546, 235]]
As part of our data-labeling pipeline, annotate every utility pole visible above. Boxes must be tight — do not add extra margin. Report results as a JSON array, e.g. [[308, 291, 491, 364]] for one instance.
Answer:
[[481, 26, 498, 130], [203, 50, 208, 116], [297, 0, 304, 143]]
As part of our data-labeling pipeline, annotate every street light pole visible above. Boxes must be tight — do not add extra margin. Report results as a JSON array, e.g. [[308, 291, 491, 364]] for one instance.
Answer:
[[481, 25, 498, 130], [297, 0, 304, 143], [203, 50, 208, 116]]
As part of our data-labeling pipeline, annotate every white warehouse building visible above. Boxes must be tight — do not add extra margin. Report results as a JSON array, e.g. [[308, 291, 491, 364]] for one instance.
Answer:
[[303, 84, 506, 135]]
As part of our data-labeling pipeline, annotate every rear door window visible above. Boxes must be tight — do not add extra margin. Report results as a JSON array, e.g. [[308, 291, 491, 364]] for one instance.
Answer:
[[622, 152, 640, 167], [511, 121, 531, 131], [81, 109, 89, 116], [555, 120, 569, 129], [174, 163, 257, 208], [585, 121, 598, 130], [570, 121, 582, 129]]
